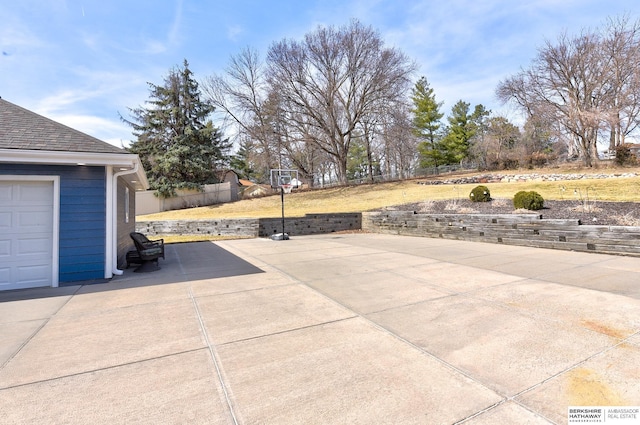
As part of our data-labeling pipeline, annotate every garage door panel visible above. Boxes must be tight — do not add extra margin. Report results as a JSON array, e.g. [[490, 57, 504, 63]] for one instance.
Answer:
[[0, 211, 11, 228], [16, 183, 53, 204], [0, 240, 10, 257], [0, 267, 10, 286], [0, 180, 55, 290], [17, 209, 53, 229], [16, 264, 51, 284], [17, 237, 52, 257], [0, 185, 12, 201]]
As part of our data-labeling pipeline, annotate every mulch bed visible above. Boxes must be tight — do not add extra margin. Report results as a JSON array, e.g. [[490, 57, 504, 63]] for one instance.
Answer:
[[388, 199, 640, 227]]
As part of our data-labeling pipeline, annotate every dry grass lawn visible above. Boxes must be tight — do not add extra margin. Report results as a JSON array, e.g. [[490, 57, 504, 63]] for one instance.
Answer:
[[138, 166, 640, 222]]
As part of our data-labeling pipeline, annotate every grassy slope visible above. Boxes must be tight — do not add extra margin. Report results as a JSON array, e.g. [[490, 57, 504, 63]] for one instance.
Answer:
[[138, 166, 640, 222]]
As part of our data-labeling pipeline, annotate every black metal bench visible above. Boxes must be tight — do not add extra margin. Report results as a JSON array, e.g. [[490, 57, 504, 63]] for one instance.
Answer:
[[129, 232, 165, 272]]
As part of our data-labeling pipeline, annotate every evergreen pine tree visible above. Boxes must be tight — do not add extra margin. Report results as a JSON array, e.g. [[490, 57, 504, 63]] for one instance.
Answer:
[[411, 77, 445, 168], [229, 139, 256, 180], [347, 138, 370, 181], [124, 60, 230, 197], [440, 100, 478, 164]]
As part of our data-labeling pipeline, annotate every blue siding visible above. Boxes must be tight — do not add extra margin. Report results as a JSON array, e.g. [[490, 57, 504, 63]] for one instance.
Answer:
[[0, 164, 106, 282]]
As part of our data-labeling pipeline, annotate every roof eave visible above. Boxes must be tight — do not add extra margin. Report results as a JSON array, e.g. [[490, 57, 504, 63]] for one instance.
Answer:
[[0, 148, 149, 190]]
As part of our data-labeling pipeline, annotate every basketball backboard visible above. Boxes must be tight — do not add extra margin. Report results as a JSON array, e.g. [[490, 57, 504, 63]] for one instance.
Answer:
[[270, 169, 299, 189]]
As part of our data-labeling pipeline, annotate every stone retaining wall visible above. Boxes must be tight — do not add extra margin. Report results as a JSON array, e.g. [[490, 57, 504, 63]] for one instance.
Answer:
[[135, 210, 640, 257], [258, 213, 361, 237], [362, 211, 640, 257], [419, 172, 638, 185], [136, 213, 361, 238], [136, 218, 259, 237]]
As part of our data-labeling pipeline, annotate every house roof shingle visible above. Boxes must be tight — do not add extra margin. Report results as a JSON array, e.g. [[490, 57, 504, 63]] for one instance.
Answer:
[[0, 98, 126, 154]]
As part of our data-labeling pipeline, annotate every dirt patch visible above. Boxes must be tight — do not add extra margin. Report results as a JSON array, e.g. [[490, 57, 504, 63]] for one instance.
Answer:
[[565, 368, 627, 406], [580, 320, 629, 339]]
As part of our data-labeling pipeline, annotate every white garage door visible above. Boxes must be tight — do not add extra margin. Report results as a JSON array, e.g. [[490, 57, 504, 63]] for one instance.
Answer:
[[0, 180, 55, 290]]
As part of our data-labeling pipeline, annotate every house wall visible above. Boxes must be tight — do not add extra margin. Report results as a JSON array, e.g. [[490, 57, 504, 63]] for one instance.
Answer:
[[116, 178, 136, 269], [0, 164, 106, 282]]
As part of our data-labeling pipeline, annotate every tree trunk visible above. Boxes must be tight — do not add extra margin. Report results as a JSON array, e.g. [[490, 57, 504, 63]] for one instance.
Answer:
[[366, 141, 374, 183], [589, 141, 600, 166], [609, 124, 616, 152]]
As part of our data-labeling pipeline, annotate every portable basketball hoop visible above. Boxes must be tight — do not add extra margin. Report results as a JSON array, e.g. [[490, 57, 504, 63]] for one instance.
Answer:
[[270, 169, 298, 241], [270, 169, 298, 189]]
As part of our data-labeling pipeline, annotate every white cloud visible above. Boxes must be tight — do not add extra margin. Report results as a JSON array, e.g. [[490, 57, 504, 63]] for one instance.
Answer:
[[143, 39, 169, 55], [377, 1, 584, 112], [168, 0, 184, 46], [35, 88, 117, 117], [140, 0, 184, 54], [42, 113, 133, 147], [0, 26, 44, 49], [25, 67, 152, 146], [4, 0, 639, 148], [227, 25, 244, 42]]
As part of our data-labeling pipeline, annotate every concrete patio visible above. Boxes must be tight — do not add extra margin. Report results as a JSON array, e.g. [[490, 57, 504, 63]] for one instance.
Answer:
[[1, 234, 639, 424]]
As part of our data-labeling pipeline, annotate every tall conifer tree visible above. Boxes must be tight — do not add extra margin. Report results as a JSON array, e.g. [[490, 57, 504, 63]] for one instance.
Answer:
[[411, 77, 444, 168], [440, 100, 477, 164], [124, 60, 230, 197]]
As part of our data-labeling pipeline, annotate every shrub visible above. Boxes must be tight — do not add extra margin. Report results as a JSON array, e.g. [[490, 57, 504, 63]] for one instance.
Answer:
[[525, 151, 557, 168], [501, 158, 520, 170], [487, 158, 519, 171], [513, 190, 544, 210], [615, 144, 638, 166], [513, 191, 528, 209], [469, 185, 491, 202]]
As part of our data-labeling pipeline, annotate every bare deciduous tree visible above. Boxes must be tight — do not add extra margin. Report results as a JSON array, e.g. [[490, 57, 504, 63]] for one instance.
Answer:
[[470, 116, 519, 168], [380, 102, 418, 179], [498, 31, 605, 166], [266, 20, 416, 183], [205, 23, 416, 185], [203, 47, 278, 182], [601, 15, 640, 150], [498, 16, 640, 167]]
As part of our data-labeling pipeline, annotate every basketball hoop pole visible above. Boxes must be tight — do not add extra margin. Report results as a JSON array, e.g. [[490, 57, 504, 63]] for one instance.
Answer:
[[270, 169, 296, 241], [277, 185, 290, 240], [280, 185, 285, 238]]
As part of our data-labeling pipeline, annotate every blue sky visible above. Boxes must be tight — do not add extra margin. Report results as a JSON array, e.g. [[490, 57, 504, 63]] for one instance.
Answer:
[[1, 0, 638, 148]]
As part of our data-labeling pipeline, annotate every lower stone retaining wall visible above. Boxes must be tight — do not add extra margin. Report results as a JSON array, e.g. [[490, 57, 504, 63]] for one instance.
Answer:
[[136, 211, 640, 257], [136, 218, 259, 238], [136, 213, 361, 238], [418, 172, 638, 185], [258, 213, 361, 237], [362, 211, 640, 257]]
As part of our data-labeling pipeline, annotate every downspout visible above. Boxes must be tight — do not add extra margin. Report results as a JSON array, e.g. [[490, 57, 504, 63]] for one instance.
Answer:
[[111, 162, 139, 276]]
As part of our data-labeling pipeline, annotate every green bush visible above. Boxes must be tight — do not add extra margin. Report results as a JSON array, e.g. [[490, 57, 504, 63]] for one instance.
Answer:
[[513, 190, 544, 210], [615, 144, 638, 166], [469, 185, 491, 202], [513, 191, 528, 208]]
